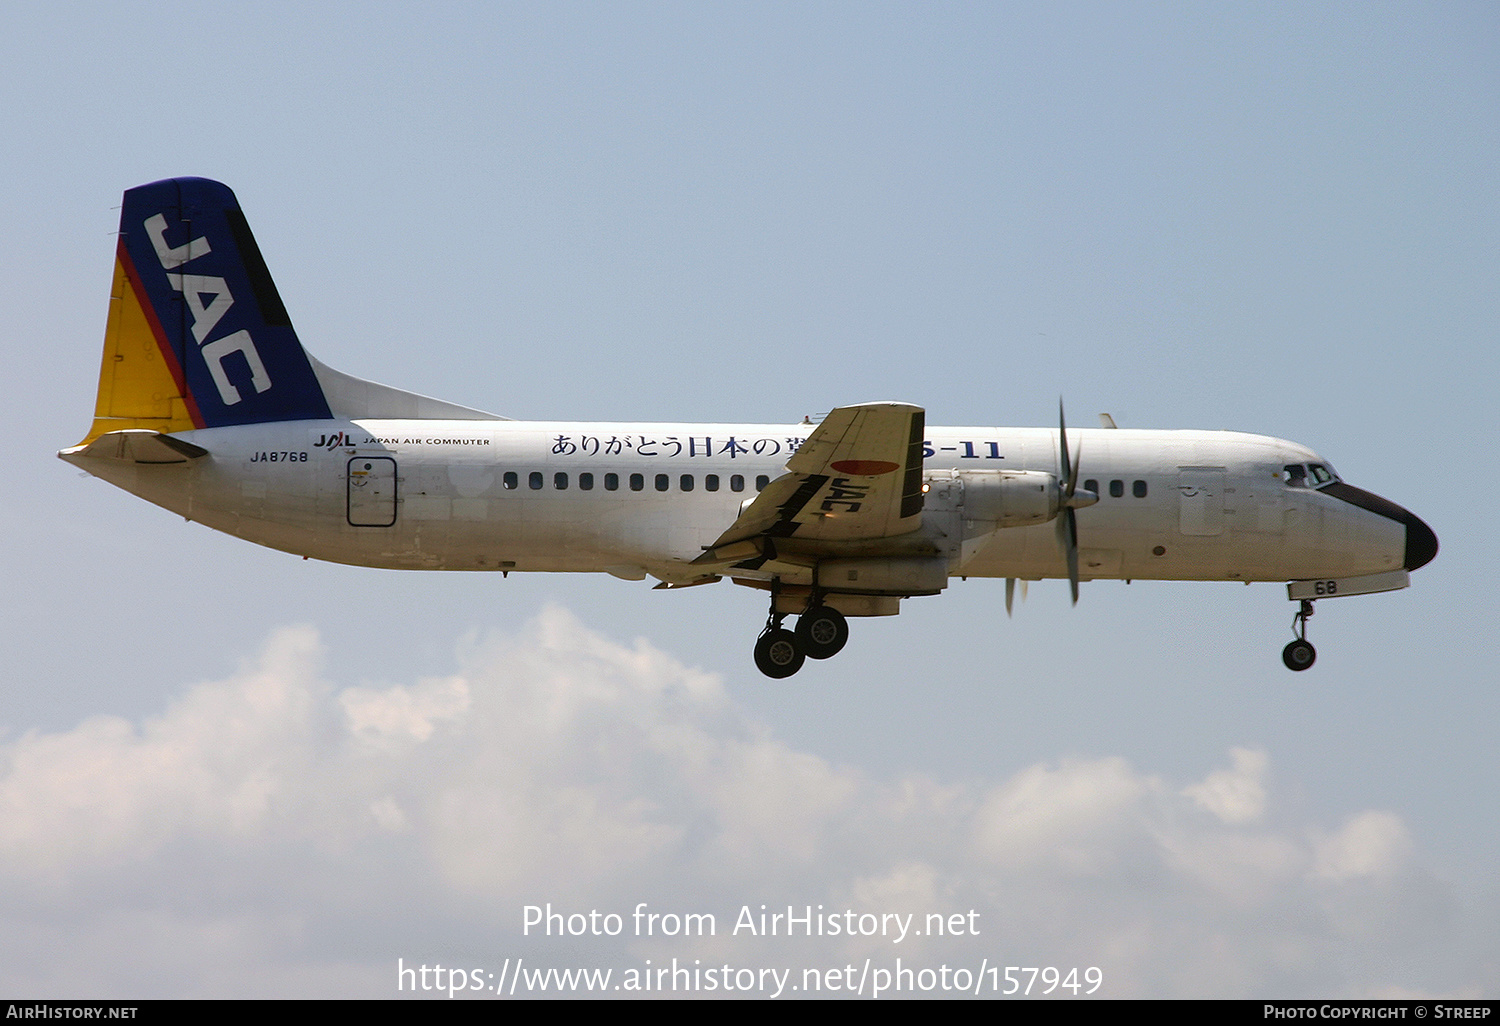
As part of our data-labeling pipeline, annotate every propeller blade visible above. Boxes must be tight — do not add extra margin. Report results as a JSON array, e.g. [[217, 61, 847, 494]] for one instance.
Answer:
[[1056, 506, 1080, 605], [1057, 399, 1082, 604], [1005, 577, 1015, 617], [1065, 509, 1080, 604], [1059, 399, 1081, 501], [1059, 399, 1072, 495]]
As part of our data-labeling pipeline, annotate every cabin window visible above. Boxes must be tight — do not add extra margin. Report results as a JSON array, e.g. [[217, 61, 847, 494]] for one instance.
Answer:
[[529, 471, 543, 490], [579, 472, 594, 491], [655, 473, 669, 492], [680, 474, 694, 492], [629, 473, 644, 491], [605, 472, 619, 491], [554, 472, 568, 490], [730, 475, 745, 492], [1085, 478, 1098, 496], [1109, 479, 1124, 498], [756, 475, 770, 491], [1133, 479, 1147, 498], [503, 471, 518, 490], [706, 474, 720, 492]]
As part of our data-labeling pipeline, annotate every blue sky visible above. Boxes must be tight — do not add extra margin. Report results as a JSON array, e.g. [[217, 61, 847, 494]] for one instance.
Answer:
[[1, 1, 1496, 998]]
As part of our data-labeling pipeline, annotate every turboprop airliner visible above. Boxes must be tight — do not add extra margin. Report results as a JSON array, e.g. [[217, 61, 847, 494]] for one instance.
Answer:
[[59, 178, 1438, 677]]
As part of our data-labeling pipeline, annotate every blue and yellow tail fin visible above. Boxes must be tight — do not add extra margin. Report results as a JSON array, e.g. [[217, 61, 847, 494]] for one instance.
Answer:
[[79, 177, 334, 445], [74, 178, 503, 450]]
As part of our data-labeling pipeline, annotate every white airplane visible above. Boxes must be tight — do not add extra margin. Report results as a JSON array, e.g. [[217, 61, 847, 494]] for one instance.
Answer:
[[60, 178, 1438, 677]]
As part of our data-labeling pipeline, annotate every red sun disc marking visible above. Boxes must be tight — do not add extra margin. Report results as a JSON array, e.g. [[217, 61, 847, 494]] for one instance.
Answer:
[[830, 459, 900, 475]]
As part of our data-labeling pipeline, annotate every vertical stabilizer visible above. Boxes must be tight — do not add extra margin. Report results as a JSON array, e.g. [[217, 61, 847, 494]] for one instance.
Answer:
[[74, 178, 503, 448], [78, 177, 333, 444]]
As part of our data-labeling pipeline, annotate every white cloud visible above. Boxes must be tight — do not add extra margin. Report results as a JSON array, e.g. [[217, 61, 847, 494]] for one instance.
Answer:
[[1182, 747, 1270, 825], [969, 756, 1152, 874], [1312, 811, 1412, 883], [0, 626, 324, 887], [341, 675, 470, 744], [0, 607, 1486, 998]]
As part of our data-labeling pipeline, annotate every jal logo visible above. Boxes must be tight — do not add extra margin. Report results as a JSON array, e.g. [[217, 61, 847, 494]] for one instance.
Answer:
[[145, 213, 271, 406], [314, 431, 354, 450]]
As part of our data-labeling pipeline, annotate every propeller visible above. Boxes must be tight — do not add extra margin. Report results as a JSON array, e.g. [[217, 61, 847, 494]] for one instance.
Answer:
[[1004, 576, 1029, 617], [1055, 400, 1097, 605], [1007, 402, 1096, 614]]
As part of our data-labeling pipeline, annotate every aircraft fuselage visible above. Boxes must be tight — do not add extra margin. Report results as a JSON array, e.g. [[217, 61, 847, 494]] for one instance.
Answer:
[[65, 419, 1416, 588]]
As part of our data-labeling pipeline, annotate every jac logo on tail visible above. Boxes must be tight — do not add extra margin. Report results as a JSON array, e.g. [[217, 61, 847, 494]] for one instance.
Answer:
[[145, 213, 271, 406], [820, 477, 870, 513]]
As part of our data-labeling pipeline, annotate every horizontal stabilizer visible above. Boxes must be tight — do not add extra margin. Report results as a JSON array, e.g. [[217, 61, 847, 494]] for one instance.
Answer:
[[61, 429, 208, 464]]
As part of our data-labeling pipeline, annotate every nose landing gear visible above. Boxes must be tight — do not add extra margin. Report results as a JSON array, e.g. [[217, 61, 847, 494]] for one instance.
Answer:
[[1282, 599, 1316, 671]]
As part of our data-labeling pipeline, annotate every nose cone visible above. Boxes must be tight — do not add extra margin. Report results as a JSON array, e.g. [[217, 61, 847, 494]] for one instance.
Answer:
[[1403, 510, 1439, 571], [1320, 482, 1438, 572]]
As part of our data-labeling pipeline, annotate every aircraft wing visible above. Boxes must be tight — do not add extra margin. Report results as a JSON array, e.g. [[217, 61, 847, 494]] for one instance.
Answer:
[[694, 402, 925, 565]]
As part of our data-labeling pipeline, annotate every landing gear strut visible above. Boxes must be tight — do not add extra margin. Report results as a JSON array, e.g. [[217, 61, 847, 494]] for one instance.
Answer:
[[1283, 599, 1316, 671]]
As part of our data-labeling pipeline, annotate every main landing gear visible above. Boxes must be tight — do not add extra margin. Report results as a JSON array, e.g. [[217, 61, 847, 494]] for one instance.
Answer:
[[1283, 599, 1316, 671], [753, 599, 850, 679]]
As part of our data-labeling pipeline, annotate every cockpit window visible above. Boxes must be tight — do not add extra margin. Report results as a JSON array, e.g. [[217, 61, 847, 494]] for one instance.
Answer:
[[1284, 462, 1339, 489]]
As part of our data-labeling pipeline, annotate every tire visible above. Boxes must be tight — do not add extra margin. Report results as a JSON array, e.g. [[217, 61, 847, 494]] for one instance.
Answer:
[[795, 605, 849, 660], [754, 629, 805, 678], [1282, 639, 1316, 671]]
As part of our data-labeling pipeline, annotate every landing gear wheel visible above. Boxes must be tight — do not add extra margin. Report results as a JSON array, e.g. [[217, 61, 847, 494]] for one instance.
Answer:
[[1284, 598, 1317, 672], [795, 605, 849, 660], [754, 629, 805, 679], [1282, 639, 1316, 671]]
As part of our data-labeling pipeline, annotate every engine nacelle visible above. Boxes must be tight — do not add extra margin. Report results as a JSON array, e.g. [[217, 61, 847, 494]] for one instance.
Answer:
[[952, 470, 1060, 528]]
